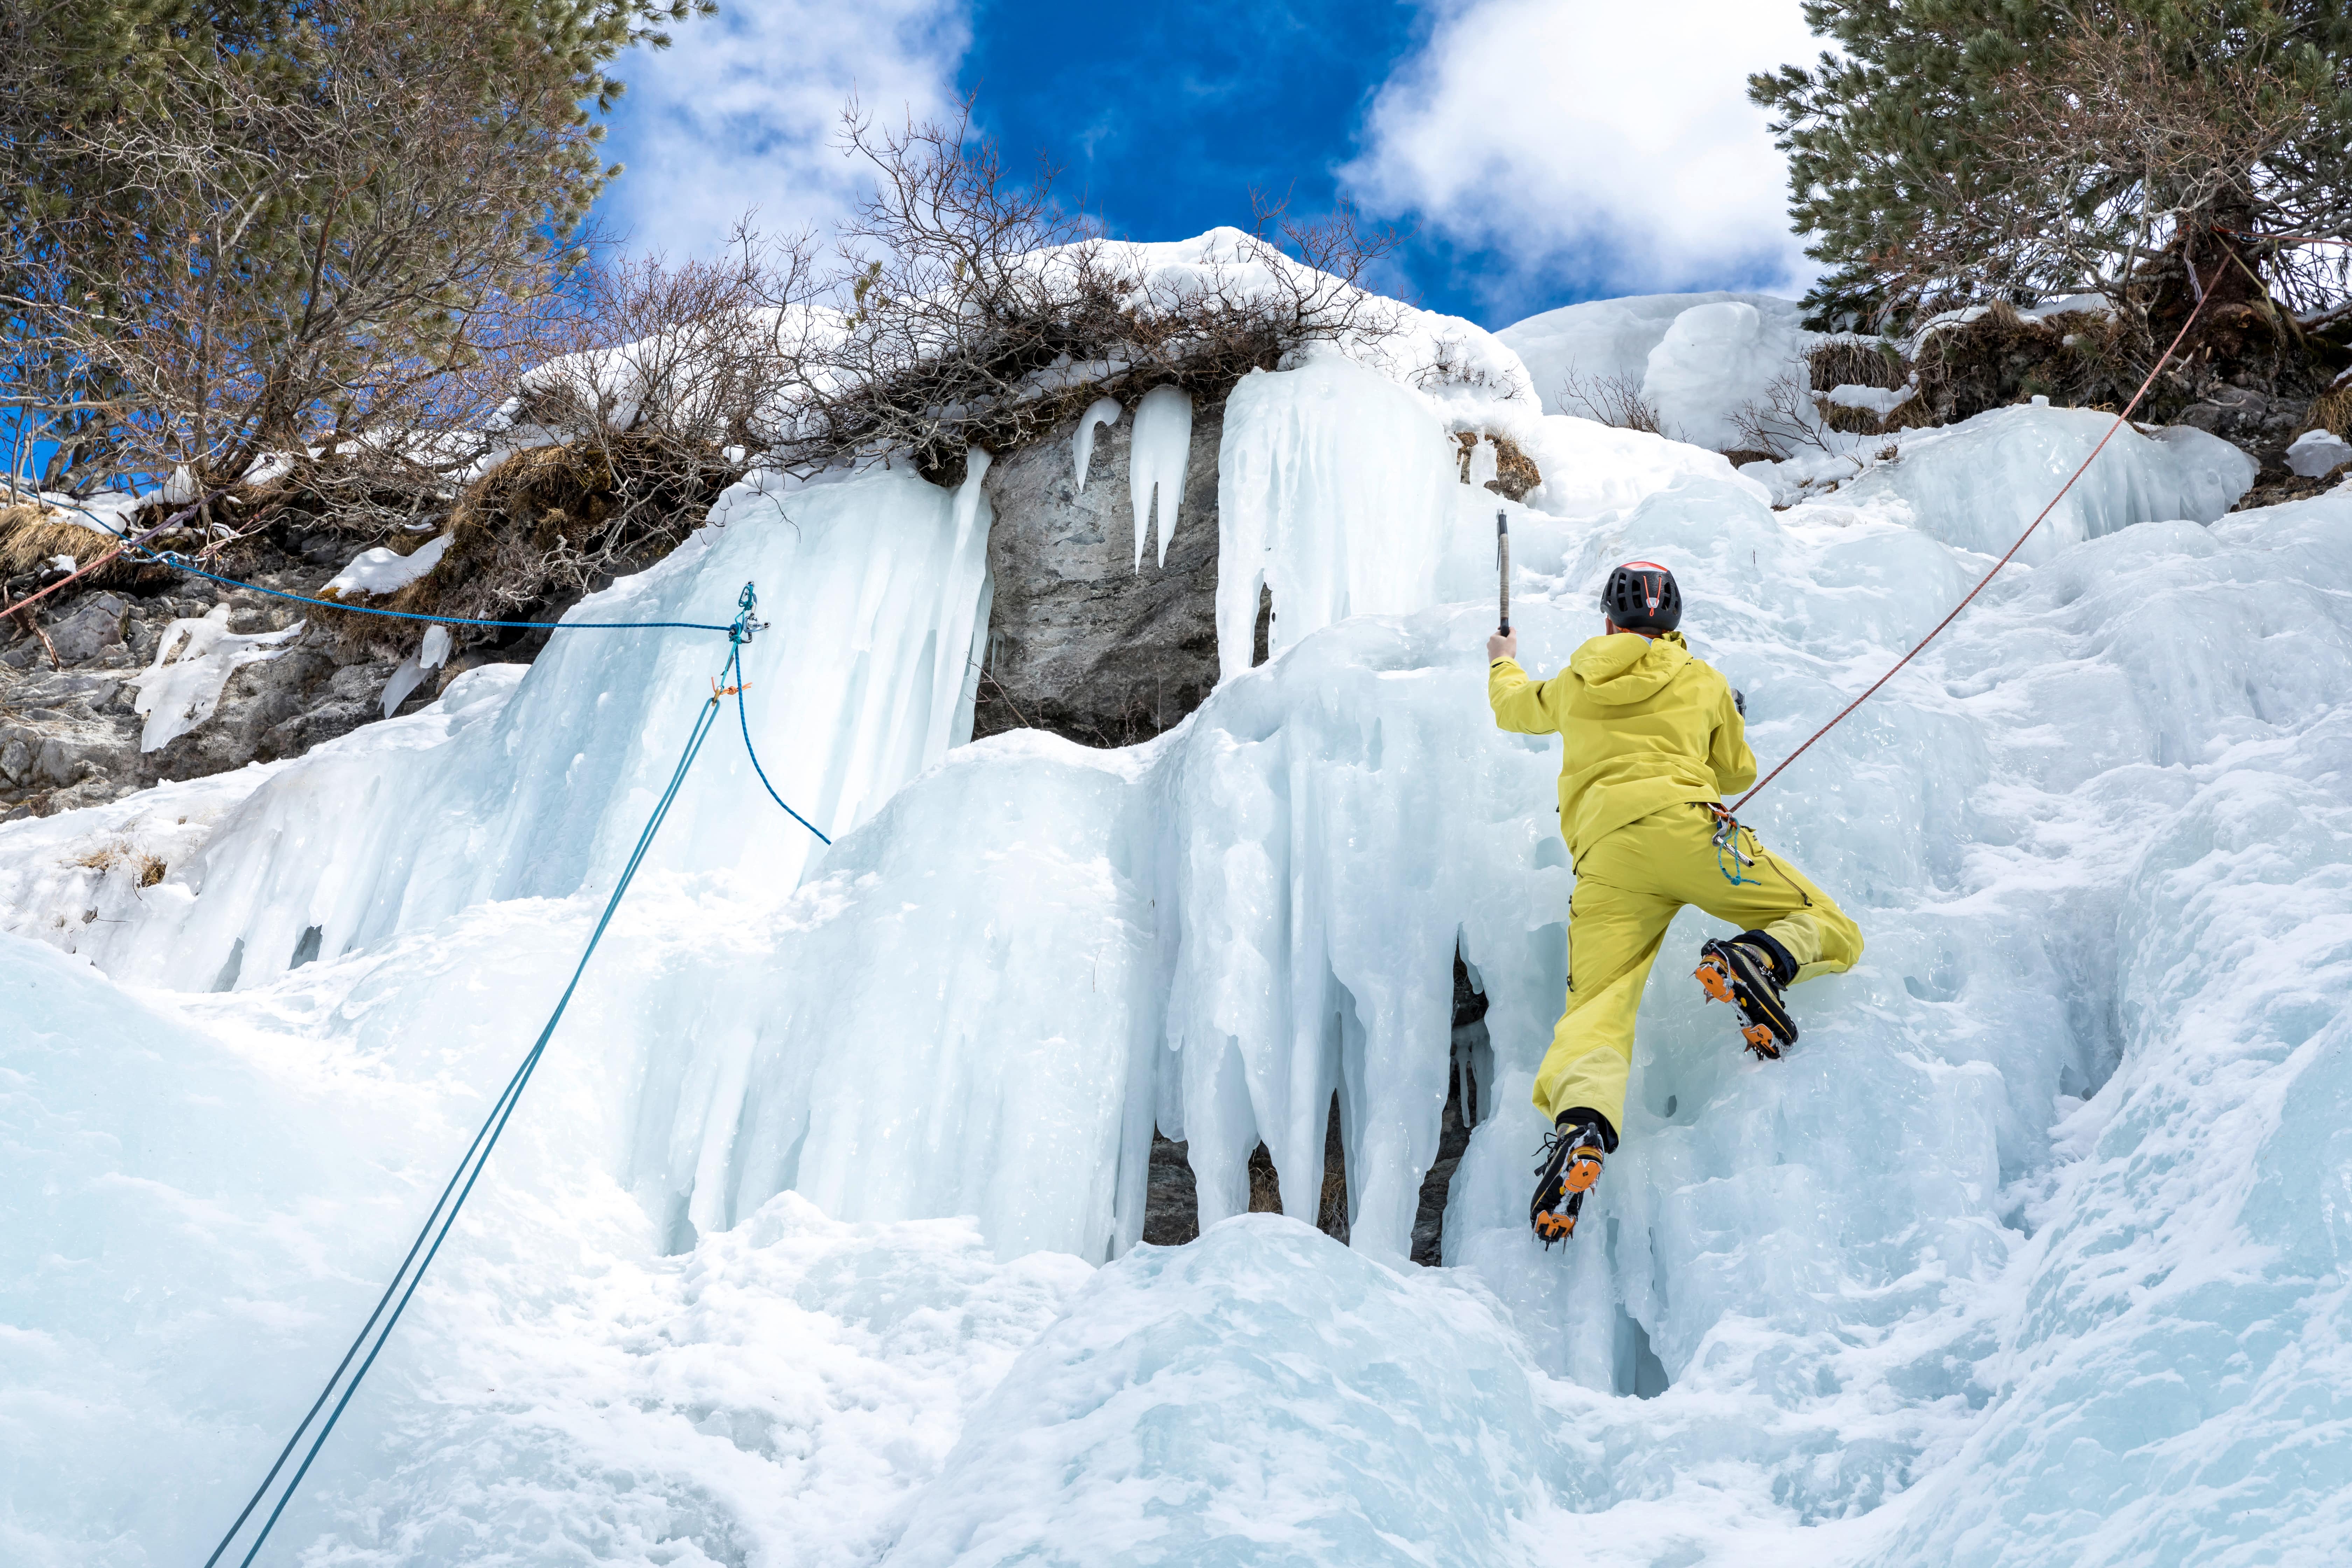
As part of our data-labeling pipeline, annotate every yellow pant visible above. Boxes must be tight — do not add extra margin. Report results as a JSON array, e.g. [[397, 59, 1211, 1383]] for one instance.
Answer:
[[1532, 803, 1863, 1132]]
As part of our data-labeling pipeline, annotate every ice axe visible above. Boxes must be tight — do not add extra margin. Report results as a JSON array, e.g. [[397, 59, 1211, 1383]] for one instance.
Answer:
[[1495, 508, 1511, 637]]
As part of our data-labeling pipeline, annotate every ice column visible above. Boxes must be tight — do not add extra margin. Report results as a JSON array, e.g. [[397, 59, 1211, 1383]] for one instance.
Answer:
[[98, 464, 999, 993], [1128, 384, 1194, 571], [1214, 353, 1478, 680], [1072, 396, 1121, 492], [944, 449, 996, 752]]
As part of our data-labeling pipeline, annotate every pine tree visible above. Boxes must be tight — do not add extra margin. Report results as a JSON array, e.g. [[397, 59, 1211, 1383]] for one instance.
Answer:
[[0, 0, 710, 492], [1750, 2, 2352, 333]]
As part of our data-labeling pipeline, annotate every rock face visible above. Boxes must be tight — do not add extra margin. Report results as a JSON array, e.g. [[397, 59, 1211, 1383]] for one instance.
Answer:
[[973, 399, 1226, 747], [1, 547, 427, 820]]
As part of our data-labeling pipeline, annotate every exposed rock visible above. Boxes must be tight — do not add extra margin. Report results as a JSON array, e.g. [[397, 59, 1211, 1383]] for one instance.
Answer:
[[973, 400, 1225, 747], [2174, 376, 2316, 461], [1, 537, 436, 819], [1410, 953, 1490, 1267], [1138, 956, 1492, 1262], [1141, 1132, 1200, 1246]]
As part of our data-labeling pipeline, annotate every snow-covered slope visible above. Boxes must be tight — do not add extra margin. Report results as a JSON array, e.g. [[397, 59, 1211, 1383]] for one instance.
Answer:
[[5, 287, 2347, 1566], [1497, 291, 1815, 448]]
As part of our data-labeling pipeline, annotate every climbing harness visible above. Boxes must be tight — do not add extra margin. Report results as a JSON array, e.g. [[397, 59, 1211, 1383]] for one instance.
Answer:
[[1735, 258, 2227, 812]]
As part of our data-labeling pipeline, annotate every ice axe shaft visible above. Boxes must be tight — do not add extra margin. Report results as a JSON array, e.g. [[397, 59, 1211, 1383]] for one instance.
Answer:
[[1496, 509, 1511, 636]]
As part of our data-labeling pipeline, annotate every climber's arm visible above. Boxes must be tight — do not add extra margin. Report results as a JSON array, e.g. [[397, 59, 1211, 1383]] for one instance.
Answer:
[[1489, 656, 1556, 735], [1707, 679, 1757, 795]]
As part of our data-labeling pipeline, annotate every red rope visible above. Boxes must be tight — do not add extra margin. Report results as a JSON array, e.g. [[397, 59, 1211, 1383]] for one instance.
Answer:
[[0, 492, 222, 621], [1734, 269, 2219, 811]]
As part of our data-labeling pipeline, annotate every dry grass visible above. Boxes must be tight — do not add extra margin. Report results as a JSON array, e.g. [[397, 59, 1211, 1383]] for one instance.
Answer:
[[313, 437, 723, 657], [64, 835, 169, 888], [1808, 340, 1907, 393], [2300, 385, 2352, 440], [1907, 301, 2147, 425], [0, 505, 126, 576]]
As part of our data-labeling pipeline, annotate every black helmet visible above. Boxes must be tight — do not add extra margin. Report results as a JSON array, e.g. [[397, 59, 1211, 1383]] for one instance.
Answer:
[[1600, 560, 1681, 633]]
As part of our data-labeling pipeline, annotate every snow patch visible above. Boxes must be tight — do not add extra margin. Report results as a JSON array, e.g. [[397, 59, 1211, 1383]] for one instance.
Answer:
[[324, 531, 450, 598]]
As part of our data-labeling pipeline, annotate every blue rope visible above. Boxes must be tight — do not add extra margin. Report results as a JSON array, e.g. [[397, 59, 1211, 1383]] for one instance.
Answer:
[[209, 690, 727, 1568], [35, 495, 832, 843], [149, 551, 735, 634], [724, 638, 831, 846], [31, 496, 732, 632]]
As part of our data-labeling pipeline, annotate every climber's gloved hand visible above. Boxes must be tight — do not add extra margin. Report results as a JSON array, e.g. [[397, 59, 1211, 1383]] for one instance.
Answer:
[[1734, 688, 1746, 717], [1488, 630, 1517, 663]]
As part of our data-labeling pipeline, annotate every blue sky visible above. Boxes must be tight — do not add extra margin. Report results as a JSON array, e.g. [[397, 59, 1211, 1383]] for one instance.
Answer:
[[594, 0, 1822, 331], [954, 1, 1440, 298]]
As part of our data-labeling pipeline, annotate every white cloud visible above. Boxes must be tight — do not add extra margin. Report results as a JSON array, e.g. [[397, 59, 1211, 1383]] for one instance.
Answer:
[[598, 0, 972, 257], [1343, 0, 1824, 311]]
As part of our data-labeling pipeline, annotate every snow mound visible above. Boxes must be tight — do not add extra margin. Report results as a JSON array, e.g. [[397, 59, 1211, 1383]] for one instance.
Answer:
[[880, 1216, 1564, 1566], [1497, 291, 1814, 449], [1817, 405, 2256, 560], [323, 531, 450, 598]]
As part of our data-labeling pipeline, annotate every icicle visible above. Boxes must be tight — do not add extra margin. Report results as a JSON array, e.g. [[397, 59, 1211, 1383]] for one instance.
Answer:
[[953, 446, 994, 553], [1128, 385, 1194, 572], [1073, 396, 1121, 493], [380, 653, 427, 718], [420, 624, 451, 670]]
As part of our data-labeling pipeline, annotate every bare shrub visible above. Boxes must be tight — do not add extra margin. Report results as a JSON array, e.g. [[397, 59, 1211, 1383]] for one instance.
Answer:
[[1729, 372, 1836, 460], [1559, 369, 1666, 436], [770, 100, 1410, 480]]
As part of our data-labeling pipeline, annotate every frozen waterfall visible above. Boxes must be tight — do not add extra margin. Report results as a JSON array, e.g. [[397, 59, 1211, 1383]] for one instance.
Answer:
[[6, 300, 2350, 1567]]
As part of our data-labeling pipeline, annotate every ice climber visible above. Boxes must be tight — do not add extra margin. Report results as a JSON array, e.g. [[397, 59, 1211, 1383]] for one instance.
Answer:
[[1486, 561, 1863, 1245]]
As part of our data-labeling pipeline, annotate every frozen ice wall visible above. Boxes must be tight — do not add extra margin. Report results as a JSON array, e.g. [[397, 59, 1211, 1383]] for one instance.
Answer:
[[1834, 404, 2257, 559], [1214, 350, 1502, 678], [24, 464, 994, 994], [8, 294, 2352, 1565]]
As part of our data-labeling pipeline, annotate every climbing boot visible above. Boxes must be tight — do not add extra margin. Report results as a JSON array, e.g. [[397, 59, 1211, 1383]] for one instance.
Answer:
[[1530, 1112, 1616, 1247], [1696, 932, 1798, 1059]]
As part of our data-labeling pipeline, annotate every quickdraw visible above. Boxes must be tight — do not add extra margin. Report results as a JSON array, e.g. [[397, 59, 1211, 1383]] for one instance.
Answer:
[[1706, 802, 1759, 887]]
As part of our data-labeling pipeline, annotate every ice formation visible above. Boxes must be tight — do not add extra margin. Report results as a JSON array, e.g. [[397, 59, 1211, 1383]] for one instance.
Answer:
[[1214, 351, 1503, 679], [1073, 394, 1121, 491], [126, 604, 306, 750], [6, 277, 2351, 1567], [1127, 383, 1193, 570], [2288, 425, 2352, 477]]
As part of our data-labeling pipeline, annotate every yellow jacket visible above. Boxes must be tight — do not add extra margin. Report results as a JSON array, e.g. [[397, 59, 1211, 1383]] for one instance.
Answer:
[[1490, 630, 1755, 858]]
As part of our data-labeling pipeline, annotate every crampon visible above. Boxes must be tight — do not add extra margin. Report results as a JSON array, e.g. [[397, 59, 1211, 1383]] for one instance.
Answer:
[[1696, 936, 1797, 1059], [1530, 1121, 1609, 1246]]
